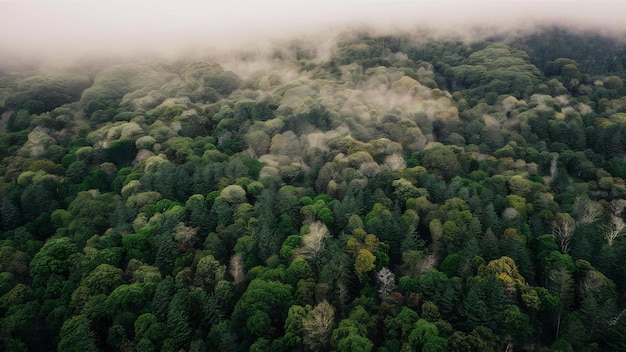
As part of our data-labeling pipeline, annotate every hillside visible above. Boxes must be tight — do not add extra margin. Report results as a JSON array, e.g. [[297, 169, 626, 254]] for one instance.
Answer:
[[1, 27, 626, 351]]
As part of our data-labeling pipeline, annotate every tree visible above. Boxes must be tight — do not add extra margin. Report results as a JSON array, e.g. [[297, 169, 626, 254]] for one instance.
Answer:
[[460, 276, 507, 332], [245, 130, 271, 156], [167, 288, 192, 350], [382, 306, 419, 350], [449, 326, 500, 352], [29, 237, 77, 286], [420, 144, 461, 181], [229, 254, 245, 284], [385, 153, 406, 171], [57, 315, 98, 352], [479, 256, 527, 299], [552, 213, 576, 253], [376, 267, 396, 299], [82, 264, 123, 295], [101, 292, 142, 337], [302, 300, 335, 351], [194, 255, 225, 293], [299, 221, 329, 260], [355, 249, 376, 282], [409, 318, 447, 352], [548, 268, 574, 341], [336, 334, 374, 352], [134, 313, 161, 343], [108, 139, 137, 166], [604, 214, 626, 247], [285, 258, 313, 287], [185, 194, 210, 233], [331, 307, 375, 352], [1, 197, 21, 231], [231, 279, 293, 342], [220, 185, 247, 204], [255, 189, 279, 263], [600, 201, 626, 248], [282, 304, 307, 348], [502, 305, 532, 345], [574, 197, 603, 225]]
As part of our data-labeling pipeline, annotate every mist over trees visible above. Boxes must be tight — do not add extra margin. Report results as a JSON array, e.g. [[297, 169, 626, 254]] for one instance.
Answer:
[[2, 25, 626, 351]]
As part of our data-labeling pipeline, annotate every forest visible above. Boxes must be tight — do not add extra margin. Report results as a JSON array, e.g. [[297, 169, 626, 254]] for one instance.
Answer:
[[1, 25, 626, 351]]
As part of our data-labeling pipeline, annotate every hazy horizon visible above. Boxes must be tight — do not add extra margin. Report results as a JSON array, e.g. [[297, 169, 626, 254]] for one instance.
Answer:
[[2, 0, 626, 69]]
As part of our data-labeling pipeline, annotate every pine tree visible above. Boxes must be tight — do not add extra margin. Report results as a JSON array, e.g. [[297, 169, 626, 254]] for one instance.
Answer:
[[57, 315, 98, 352], [155, 234, 177, 276], [167, 289, 192, 350], [152, 276, 176, 321], [255, 189, 278, 262]]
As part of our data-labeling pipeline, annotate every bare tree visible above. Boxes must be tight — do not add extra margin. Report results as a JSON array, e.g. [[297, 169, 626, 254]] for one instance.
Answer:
[[384, 153, 406, 171], [302, 300, 335, 351], [376, 267, 396, 299], [503, 207, 521, 221], [578, 270, 608, 300], [604, 215, 626, 247], [544, 153, 559, 185], [575, 197, 604, 225], [419, 253, 437, 274], [609, 199, 626, 215], [229, 253, 245, 284], [299, 221, 329, 259], [552, 212, 576, 253], [174, 222, 198, 250], [550, 154, 559, 179], [602, 199, 626, 247], [609, 309, 625, 326]]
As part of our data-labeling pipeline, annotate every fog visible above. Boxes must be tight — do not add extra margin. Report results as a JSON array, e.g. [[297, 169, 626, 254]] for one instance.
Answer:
[[1, 0, 626, 69]]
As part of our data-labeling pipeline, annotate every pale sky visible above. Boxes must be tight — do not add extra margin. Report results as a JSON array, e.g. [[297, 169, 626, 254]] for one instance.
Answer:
[[1, 0, 625, 65]]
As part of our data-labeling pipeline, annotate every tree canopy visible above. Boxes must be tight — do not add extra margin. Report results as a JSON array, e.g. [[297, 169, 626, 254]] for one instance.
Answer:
[[1, 25, 626, 351]]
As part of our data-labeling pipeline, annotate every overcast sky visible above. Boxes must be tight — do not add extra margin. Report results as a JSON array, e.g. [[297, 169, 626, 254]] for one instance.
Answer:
[[1, 0, 625, 65]]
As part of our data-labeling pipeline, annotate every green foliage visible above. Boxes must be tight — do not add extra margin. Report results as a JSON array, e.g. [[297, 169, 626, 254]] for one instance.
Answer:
[[108, 139, 137, 166], [3, 26, 626, 351], [29, 237, 77, 285], [57, 315, 98, 352], [7, 110, 32, 132], [232, 279, 293, 342], [5, 73, 90, 115], [420, 144, 462, 181]]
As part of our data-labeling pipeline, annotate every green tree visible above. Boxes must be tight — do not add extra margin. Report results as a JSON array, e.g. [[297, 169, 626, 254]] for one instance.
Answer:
[[420, 144, 462, 181], [193, 254, 225, 293], [152, 276, 176, 321], [167, 288, 192, 350], [231, 279, 293, 343], [57, 315, 98, 352], [255, 189, 280, 263], [82, 264, 123, 295], [185, 194, 210, 233], [331, 308, 375, 352], [29, 237, 78, 286], [336, 334, 374, 352], [409, 318, 447, 352], [502, 305, 532, 344], [548, 268, 574, 341]]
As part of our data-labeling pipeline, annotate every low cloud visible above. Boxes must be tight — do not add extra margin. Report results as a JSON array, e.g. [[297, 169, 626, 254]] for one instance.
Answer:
[[1, 0, 625, 69]]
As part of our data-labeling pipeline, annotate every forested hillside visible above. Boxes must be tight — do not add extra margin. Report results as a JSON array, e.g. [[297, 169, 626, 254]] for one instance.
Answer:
[[2, 26, 626, 351]]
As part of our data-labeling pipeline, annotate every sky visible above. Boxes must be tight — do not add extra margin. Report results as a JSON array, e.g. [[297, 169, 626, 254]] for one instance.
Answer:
[[1, 0, 625, 66]]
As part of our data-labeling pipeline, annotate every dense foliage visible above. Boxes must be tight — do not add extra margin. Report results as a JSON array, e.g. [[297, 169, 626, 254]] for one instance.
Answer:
[[2, 26, 626, 351]]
